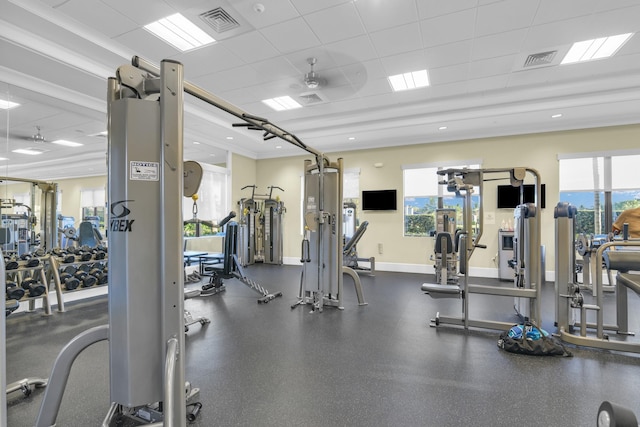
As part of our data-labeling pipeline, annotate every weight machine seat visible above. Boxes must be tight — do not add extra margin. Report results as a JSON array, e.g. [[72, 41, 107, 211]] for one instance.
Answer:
[[434, 232, 454, 254], [343, 221, 369, 255], [420, 283, 461, 298], [77, 221, 98, 247], [0, 227, 11, 245], [603, 250, 640, 273], [616, 273, 640, 296]]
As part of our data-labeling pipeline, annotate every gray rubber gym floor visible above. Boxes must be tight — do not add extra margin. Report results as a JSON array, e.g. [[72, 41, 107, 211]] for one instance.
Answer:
[[6, 266, 640, 426]]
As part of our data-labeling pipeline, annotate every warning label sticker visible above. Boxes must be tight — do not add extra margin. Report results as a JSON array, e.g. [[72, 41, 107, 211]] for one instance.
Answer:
[[130, 161, 159, 181]]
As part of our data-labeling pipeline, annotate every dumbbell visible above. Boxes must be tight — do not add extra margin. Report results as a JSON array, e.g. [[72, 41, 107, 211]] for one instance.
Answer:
[[77, 251, 92, 262], [59, 272, 80, 291], [60, 254, 75, 264], [63, 265, 78, 275], [6, 280, 25, 300], [20, 278, 46, 298], [88, 267, 104, 282], [74, 271, 98, 288], [93, 250, 107, 260], [5, 299, 20, 317], [4, 257, 19, 270]]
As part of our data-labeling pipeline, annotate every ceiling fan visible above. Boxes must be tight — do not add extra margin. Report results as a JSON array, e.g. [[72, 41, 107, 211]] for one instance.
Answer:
[[10, 125, 47, 144], [303, 57, 327, 90]]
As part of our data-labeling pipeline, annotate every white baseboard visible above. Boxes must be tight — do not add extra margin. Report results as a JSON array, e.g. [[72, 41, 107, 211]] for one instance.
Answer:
[[285, 257, 555, 282]]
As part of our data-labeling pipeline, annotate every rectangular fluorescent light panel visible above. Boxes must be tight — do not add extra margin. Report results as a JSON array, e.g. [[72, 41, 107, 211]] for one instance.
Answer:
[[51, 139, 83, 147], [561, 33, 633, 64], [262, 96, 302, 111], [144, 13, 216, 51], [12, 148, 43, 155], [388, 70, 430, 92], [0, 98, 20, 109]]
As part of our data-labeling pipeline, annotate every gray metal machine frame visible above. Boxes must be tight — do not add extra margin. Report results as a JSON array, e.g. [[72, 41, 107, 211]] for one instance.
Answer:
[[28, 54, 364, 426], [422, 167, 543, 331], [555, 202, 640, 353]]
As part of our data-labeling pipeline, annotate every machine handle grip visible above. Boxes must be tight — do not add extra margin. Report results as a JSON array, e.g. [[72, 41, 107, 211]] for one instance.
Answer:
[[218, 211, 237, 228], [475, 244, 487, 249]]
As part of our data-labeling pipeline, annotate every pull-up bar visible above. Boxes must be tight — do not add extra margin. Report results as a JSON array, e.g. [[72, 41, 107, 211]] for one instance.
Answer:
[[131, 56, 327, 162]]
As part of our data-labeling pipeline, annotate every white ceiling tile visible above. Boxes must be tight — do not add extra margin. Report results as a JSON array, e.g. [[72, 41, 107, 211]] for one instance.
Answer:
[[467, 75, 510, 93], [304, 3, 365, 44], [468, 55, 516, 80], [420, 8, 476, 48], [507, 66, 558, 88], [417, 0, 478, 19], [251, 57, 300, 85], [99, 0, 176, 26], [229, 0, 300, 29], [587, 5, 640, 36], [221, 31, 280, 64], [594, 0, 640, 13], [524, 17, 595, 50], [471, 29, 529, 61], [172, 44, 246, 79], [370, 23, 422, 57], [355, 0, 419, 33], [289, 0, 352, 16], [114, 28, 181, 63], [379, 50, 428, 76], [58, 0, 138, 38], [425, 40, 473, 68], [259, 17, 321, 53], [429, 63, 469, 85], [325, 36, 378, 66], [533, 0, 598, 25], [475, 0, 540, 37]]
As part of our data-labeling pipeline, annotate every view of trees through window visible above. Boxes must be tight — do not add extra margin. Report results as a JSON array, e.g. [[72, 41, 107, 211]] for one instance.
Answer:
[[403, 163, 480, 237], [559, 153, 640, 236]]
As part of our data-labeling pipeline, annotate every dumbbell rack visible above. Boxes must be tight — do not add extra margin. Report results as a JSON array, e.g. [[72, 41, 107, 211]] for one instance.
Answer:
[[5, 258, 52, 316], [48, 255, 108, 313]]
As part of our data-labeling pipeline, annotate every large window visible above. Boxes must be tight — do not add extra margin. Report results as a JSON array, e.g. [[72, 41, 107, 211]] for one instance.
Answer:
[[183, 163, 228, 236], [403, 161, 481, 237], [80, 188, 106, 231], [559, 153, 640, 235]]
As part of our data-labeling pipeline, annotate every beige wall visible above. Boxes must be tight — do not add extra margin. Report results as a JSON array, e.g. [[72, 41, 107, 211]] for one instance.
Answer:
[[255, 124, 640, 276], [230, 153, 257, 213]]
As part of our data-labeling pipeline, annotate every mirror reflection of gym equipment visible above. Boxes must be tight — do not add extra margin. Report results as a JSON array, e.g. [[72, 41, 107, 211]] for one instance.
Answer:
[[237, 185, 285, 267], [421, 167, 543, 331], [342, 201, 375, 275]]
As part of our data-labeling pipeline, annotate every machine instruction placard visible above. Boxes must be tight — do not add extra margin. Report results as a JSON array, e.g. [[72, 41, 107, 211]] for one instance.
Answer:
[[130, 161, 159, 181]]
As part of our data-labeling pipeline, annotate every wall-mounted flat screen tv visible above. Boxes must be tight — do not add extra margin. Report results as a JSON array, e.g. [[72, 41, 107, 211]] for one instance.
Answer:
[[362, 189, 397, 211], [497, 184, 546, 209]]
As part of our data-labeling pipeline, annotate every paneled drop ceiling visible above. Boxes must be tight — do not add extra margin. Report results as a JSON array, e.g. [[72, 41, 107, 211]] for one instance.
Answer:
[[1, 0, 640, 180]]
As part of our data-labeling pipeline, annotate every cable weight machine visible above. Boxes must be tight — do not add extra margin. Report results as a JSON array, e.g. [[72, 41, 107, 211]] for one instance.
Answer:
[[421, 167, 543, 331], [237, 185, 285, 266]]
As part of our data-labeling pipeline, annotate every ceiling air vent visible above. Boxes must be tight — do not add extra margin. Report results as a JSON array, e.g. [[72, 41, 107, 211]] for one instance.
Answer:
[[299, 92, 325, 105], [199, 7, 240, 33], [523, 50, 557, 68]]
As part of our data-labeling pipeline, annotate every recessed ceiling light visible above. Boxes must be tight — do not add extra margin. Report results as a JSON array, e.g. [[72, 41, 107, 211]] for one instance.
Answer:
[[144, 13, 216, 52], [210, 153, 216, 157], [12, 148, 44, 155], [438, 126, 447, 130], [275, 145, 282, 149], [561, 33, 633, 64], [551, 113, 563, 119], [348, 137, 356, 140], [51, 139, 83, 147], [0, 157, 8, 161], [388, 69, 430, 92], [262, 96, 302, 111], [193, 141, 201, 145], [226, 136, 234, 140], [0, 98, 20, 110]]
